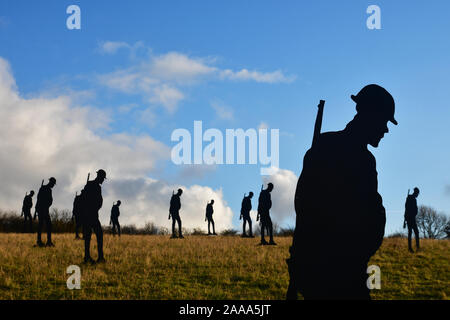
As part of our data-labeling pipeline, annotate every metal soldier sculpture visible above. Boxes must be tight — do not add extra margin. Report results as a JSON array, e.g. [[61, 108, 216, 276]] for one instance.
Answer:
[[257, 183, 276, 245], [21, 190, 34, 233], [404, 187, 420, 253], [169, 189, 183, 239], [81, 170, 106, 263], [287, 84, 396, 300], [205, 200, 216, 235], [35, 177, 56, 247], [72, 191, 83, 239], [240, 192, 254, 238], [110, 200, 121, 237]]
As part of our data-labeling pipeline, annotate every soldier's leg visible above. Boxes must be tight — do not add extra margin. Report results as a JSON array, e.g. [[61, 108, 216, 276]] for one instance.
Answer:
[[407, 224, 413, 251], [83, 224, 92, 259], [208, 219, 211, 234], [211, 219, 215, 234], [242, 218, 247, 235], [93, 219, 104, 260], [46, 214, 53, 244], [247, 217, 253, 237], [413, 222, 420, 249], [112, 221, 116, 236], [267, 217, 274, 242], [172, 217, 176, 237], [260, 220, 266, 242], [117, 220, 121, 237], [37, 213, 43, 244], [177, 216, 183, 237]]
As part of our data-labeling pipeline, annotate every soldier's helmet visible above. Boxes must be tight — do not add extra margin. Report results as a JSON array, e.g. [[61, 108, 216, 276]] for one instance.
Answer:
[[30, 190, 35, 195], [117, 200, 121, 205], [96, 169, 107, 179], [351, 84, 397, 125], [249, 191, 254, 197], [49, 177, 56, 185], [211, 199, 214, 204], [413, 187, 420, 195], [177, 188, 183, 195], [267, 183, 274, 191]]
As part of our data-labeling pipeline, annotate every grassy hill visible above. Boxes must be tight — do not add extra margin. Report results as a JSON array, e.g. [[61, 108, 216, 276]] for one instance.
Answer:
[[0, 234, 448, 300]]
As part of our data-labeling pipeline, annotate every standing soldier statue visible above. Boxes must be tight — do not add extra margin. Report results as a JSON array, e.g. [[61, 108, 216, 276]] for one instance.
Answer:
[[404, 187, 420, 253], [72, 191, 83, 240], [35, 177, 56, 247], [240, 192, 254, 238], [205, 200, 216, 235], [286, 84, 396, 300], [169, 189, 184, 239], [257, 183, 276, 245], [21, 190, 34, 233], [82, 170, 106, 264], [110, 200, 121, 237]]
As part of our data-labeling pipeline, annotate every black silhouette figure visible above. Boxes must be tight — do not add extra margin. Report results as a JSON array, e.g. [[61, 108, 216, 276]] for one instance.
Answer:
[[257, 183, 276, 245], [240, 192, 254, 238], [169, 189, 183, 238], [81, 170, 106, 264], [35, 178, 56, 247], [287, 84, 396, 300], [21, 190, 34, 233], [205, 200, 216, 235], [72, 191, 83, 239], [404, 187, 420, 253], [110, 200, 121, 237]]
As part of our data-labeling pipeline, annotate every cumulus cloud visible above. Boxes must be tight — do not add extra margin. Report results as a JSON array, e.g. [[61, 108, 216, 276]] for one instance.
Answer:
[[97, 43, 296, 112], [262, 167, 298, 225], [0, 57, 234, 231]]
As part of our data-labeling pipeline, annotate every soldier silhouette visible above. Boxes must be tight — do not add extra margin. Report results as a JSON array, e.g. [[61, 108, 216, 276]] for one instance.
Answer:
[[286, 84, 395, 300], [404, 187, 420, 253], [240, 192, 254, 238], [21, 190, 34, 233], [72, 191, 83, 239], [81, 170, 106, 264], [110, 200, 121, 237], [35, 178, 56, 247], [257, 183, 276, 245], [205, 200, 216, 235], [169, 189, 183, 238]]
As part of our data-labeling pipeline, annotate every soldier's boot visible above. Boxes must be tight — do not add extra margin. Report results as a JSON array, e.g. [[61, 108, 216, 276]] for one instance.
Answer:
[[170, 234, 178, 239], [83, 256, 95, 264], [46, 242, 55, 247]]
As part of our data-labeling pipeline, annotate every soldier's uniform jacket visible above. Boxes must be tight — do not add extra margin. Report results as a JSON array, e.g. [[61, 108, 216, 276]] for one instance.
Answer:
[[205, 203, 214, 219], [258, 190, 272, 216], [240, 196, 252, 216], [36, 185, 53, 213], [169, 194, 181, 216], [82, 180, 103, 222], [292, 121, 386, 294], [22, 194, 33, 212], [404, 195, 418, 222], [111, 204, 120, 220]]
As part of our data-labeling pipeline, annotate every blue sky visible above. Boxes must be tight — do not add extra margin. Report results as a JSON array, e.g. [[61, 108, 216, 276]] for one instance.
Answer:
[[0, 1, 449, 234]]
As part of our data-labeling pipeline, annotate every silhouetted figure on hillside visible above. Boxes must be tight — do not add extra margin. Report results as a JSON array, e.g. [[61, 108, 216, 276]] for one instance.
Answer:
[[72, 191, 83, 239], [35, 178, 56, 247], [21, 190, 34, 233], [258, 183, 276, 245], [169, 189, 183, 238], [205, 200, 216, 235], [287, 84, 395, 300], [240, 192, 254, 238], [81, 170, 106, 264], [110, 200, 121, 237], [404, 187, 420, 253]]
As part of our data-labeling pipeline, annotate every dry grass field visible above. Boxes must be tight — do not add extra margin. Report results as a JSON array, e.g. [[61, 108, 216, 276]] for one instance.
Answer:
[[0, 234, 448, 300]]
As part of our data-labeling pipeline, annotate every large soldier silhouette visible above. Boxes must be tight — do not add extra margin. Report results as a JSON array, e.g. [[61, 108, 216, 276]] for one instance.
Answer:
[[240, 192, 254, 238], [404, 187, 420, 253], [81, 170, 106, 263], [21, 190, 34, 233], [287, 84, 396, 300], [169, 189, 183, 239], [258, 183, 276, 245], [35, 178, 56, 247]]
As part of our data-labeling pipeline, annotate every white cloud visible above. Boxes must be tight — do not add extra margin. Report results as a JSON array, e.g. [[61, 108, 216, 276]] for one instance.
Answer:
[[97, 43, 296, 112], [211, 100, 234, 120], [262, 168, 298, 225], [0, 57, 234, 231]]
